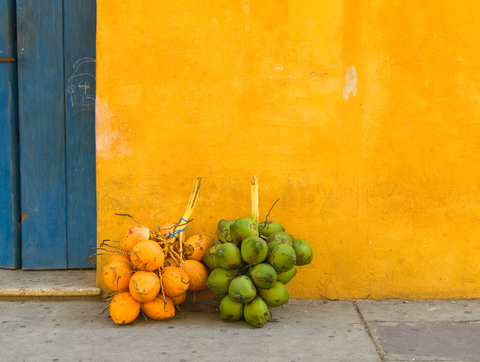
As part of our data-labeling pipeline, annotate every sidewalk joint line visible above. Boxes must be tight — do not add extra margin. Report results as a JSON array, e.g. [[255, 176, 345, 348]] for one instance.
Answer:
[[366, 319, 480, 324], [352, 301, 386, 362]]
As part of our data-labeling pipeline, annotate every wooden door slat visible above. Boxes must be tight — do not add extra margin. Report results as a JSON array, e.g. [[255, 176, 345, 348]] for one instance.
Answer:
[[17, 0, 67, 269], [0, 0, 21, 269], [64, 0, 97, 268]]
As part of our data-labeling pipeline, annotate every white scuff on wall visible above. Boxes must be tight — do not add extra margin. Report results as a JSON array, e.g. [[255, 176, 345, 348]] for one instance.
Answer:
[[343, 66, 357, 100], [95, 97, 133, 158]]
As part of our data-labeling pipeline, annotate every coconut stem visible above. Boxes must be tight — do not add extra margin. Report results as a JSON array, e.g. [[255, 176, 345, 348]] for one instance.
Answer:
[[175, 304, 185, 318], [96, 245, 125, 252], [140, 308, 149, 322], [158, 271, 167, 308], [178, 177, 203, 249], [90, 252, 128, 256], [251, 175, 259, 227], [265, 198, 280, 223], [101, 239, 120, 244], [115, 213, 143, 225], [180, 259, 207, 287], [117, 270, 134, 292], [101, 304, 111, 314]]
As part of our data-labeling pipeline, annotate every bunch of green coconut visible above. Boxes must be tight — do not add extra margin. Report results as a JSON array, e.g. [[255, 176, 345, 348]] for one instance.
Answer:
[[202, 176, 313, 328]]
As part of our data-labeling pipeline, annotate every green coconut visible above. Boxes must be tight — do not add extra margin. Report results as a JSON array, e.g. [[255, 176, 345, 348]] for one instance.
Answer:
[[216, 219, 234, 243], [228, 276, 257, 304], [219, 295, 244, 322], [216, 243, 242, 270], [267, 244, 296, 273], [265, 232, 294, 253], [241, 236, 268, 265], [203, 244, 221, 270], [249, 263, 277, 289], [258, 220, 285, 238], [244, 298, 270, 328], [293, 238, 313, 266], [276, 267, 297, 285], [258, 281, 290, 307], [230, 217, 258, 245], [206, 267, 236, 296]]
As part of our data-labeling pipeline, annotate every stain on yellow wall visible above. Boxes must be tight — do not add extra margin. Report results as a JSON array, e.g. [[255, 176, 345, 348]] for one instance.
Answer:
[[96, 0, 480, 299]]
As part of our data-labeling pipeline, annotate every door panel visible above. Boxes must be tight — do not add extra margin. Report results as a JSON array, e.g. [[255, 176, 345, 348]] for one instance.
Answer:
[[64, 0, 97, 268], [0, 0, 21, 269], [17, 0, 67, 269]]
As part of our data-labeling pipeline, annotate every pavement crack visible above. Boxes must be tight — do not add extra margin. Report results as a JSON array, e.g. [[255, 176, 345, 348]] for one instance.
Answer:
[[352, 301, 386, 362], [368, 319, 480, 323]]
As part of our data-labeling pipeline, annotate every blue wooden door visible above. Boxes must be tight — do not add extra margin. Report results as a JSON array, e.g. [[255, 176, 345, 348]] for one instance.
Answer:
[[0, 0, 21, 269], [0, 0, 96, 269]]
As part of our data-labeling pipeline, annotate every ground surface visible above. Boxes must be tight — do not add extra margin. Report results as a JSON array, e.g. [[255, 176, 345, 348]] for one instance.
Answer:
[[0, 270, 479, 362]]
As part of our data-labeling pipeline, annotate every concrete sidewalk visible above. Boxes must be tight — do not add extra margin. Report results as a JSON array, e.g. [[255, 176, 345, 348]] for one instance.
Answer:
[[0, 269, 101, 300], [0, 270, 479, 362]]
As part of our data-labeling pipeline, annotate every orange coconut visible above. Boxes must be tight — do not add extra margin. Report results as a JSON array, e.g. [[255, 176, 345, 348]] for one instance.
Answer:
[[102, 261, 133, 291], [109, 291, 141, 325], [161, 266, 190, 297], [183, 234, 213, 261], [142, 295, 175, 321], [120, 225, 150, 252], [108, 254, 131, 265], [170, 292, 187, 306], [130, 240, 165, 271], [181, 260, 208, 291], [129, 271, 161, 303]]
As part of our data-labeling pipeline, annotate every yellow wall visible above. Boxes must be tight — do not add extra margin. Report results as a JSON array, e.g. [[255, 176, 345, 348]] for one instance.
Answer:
[[96, 0, 480, 299]]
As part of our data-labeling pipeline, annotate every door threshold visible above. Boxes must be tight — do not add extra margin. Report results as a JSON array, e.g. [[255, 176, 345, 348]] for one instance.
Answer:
[[0, 269, 101, 301]]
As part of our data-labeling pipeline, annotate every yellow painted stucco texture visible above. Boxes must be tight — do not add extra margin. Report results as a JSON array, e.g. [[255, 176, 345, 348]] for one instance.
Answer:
[[96, 0, 480, 299]]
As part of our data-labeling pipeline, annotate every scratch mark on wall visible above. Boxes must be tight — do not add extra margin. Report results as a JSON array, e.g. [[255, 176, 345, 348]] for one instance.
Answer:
[[343, 66, 357, 100]]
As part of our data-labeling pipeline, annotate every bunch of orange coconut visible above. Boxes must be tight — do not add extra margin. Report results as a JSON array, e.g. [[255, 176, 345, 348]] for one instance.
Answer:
[[99, 177, 213, 325]]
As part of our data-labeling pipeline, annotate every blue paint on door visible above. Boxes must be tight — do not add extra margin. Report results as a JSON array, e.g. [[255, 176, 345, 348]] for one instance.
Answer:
[[0, 0, 21, 269], [64, 0, 97, 268], [14, 0, 97, 269], [17, 0, 68, 269]]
